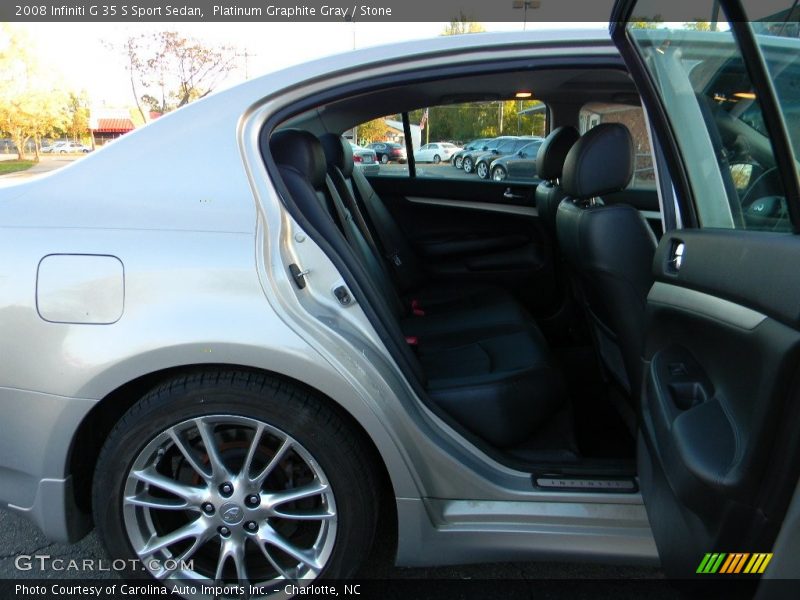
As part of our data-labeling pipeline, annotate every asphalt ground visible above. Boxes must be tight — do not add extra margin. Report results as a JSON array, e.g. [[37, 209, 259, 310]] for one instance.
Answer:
[[0, 507, 678, 599]]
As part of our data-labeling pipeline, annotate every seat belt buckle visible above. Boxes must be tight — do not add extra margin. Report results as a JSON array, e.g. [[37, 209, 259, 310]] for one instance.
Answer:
[[411, 299, 425, 317], [388, 251, 403, 266], [405, 336, 419, 346]]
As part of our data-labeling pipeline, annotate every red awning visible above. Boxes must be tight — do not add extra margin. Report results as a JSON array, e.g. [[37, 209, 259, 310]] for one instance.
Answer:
[[94, 118, 135, 133]]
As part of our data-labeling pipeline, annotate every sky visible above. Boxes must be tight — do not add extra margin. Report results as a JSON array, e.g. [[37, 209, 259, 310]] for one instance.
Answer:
[[14, 21, 600, 108]]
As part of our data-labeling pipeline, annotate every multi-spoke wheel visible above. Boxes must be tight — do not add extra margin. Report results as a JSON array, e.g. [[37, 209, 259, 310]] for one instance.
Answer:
[[94, 371, 379, 598], [492, 166, 507, 181]]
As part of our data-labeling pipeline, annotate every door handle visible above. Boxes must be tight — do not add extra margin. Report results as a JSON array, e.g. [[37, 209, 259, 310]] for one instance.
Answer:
[[669, 241, 685, 272], [503, 187, 525, 200]]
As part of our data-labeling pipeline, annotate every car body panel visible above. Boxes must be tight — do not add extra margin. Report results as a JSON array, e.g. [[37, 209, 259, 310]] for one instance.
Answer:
[[0, 28, 662, 565]]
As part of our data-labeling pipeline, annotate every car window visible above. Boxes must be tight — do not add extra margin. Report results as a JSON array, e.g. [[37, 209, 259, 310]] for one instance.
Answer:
[[580, 102, 656, 190], [350, 100, 547, 180], [626, 0, 796, 232]]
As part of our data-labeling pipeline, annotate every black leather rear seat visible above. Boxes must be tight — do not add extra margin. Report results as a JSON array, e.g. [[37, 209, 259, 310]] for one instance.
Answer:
[[318, 133, 531, 338], [270, 129, 563, 447]]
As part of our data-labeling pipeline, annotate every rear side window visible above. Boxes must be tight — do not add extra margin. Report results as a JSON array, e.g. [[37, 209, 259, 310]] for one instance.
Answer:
[[348, 100, 548, 181], [580, 102, 656, 189]]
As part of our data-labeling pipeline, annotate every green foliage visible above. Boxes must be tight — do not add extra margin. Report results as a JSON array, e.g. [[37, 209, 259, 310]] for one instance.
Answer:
[[683, 20, 712, 31], [66, 91, 90, 142], [0, 160, 35, 175], [441, 13, 486, 35], [409, 100, 546, 143], [356, 119, 391, 144], [0, 24, 71, 160]]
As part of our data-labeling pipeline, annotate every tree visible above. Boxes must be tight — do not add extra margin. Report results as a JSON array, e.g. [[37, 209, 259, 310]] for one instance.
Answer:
[[118, 31, 237, 115], [66, 91, 90, 143], [683, 20, 712, 31], [356, 118, 390, 144], [0, 24, 68, 160], [442, 13, 486, 36]]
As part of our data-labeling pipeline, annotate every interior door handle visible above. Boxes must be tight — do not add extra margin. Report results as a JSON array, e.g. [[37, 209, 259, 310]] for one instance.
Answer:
[[669, 241, 685, 272], [503, 188, 525, 200]]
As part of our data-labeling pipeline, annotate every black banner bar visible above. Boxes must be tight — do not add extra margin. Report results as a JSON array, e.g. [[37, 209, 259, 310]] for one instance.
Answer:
[[1, 0, 617, 23]]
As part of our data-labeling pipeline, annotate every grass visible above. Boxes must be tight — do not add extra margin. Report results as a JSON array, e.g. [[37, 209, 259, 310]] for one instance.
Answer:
[[0, 160, 35, 175]]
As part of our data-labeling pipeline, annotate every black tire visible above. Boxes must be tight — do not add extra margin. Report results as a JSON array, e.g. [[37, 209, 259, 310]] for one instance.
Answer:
[[433, 154, 441, 164], [476, 162, 489, 179], [463, 157, 474, 174], [380, 154, 389, 164], [492, 166, 507, 181], [93, 370, 380, 587], [454, 156, 463, 169]]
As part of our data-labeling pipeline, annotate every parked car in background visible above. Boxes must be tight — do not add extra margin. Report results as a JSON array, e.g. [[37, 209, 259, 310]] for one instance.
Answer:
[[57, 142, 92, 154], [40, 141, 60, 154], [366, 141, 407, 163], [461, 136, 517, 174], [349, 142, 381, 175], [452, 137, 491, 169], [489, 139, 545, 181], [472, 137, 536, 179], [414, 142, 462, 163]]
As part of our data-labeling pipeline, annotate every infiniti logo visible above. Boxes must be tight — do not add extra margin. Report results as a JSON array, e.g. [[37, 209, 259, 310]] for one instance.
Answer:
[[220, 503, 244, 525]]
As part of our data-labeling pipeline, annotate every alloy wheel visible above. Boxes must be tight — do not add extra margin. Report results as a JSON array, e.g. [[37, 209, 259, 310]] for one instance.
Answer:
[[122, 414, 337, 585]]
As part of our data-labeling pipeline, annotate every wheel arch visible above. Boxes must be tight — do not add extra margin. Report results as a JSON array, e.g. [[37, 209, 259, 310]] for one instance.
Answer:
[[67, 362, 407, 544]]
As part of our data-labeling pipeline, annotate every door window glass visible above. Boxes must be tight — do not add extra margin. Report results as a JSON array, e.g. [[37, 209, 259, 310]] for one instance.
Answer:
[[625, 0, 795, 231]]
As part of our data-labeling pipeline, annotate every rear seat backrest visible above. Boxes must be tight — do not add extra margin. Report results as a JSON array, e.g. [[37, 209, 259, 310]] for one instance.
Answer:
[[269, 129, 425, 378], [535, 126, 579, 239]]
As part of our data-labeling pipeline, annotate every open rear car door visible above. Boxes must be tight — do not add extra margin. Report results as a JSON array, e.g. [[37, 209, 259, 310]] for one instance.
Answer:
[[609, 0, 800, 586]]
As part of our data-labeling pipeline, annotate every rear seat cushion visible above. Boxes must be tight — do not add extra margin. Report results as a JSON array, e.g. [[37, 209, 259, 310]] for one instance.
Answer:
[[400, 281, 530, 337], [420, 325, 562, 447]]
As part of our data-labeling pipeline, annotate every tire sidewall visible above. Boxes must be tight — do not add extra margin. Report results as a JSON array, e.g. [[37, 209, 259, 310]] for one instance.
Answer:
[[93, 380, 377, 583]]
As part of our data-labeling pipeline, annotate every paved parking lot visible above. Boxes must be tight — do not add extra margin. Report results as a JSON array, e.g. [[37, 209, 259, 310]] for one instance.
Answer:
[[0, 156, 80, 180]]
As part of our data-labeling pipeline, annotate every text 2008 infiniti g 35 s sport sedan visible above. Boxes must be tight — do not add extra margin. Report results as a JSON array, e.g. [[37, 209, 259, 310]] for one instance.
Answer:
[[1, 0, 799, 596]]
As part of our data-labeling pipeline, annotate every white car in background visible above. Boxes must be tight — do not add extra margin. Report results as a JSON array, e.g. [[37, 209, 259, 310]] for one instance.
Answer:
[[348, 142, 380, 175], [414, 142, 461, 163]]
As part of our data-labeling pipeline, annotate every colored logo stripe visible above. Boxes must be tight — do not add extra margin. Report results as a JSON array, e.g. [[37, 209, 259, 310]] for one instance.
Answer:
[[697, 553, 773, 574]]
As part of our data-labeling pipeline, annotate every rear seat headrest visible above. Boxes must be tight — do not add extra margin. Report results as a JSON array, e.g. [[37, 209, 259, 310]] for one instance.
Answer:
[[270, 129, 327, 190], [319, 133, 354, 178], [562, 123, 633, 200], [536, 126, 579, 181]]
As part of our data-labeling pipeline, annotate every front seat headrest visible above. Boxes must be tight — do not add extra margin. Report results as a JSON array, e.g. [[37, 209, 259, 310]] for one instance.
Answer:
[[269, 129, 327, 191], [562, 123, 634, 199], [319, 133, 354, 178], [536, 126, 580, 181]]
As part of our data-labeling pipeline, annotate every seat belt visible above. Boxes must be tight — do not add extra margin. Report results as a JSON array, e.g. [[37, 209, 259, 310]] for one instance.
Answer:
[[350, 167, 420, 292], [324, 174, 407, 317], [329, 167, 382, 261]]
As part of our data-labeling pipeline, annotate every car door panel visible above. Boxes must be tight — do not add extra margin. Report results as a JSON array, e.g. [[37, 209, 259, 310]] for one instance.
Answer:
[[367, 175, 556, 312], [640, 232, 800, 573], [610, 0, 800, 580]]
